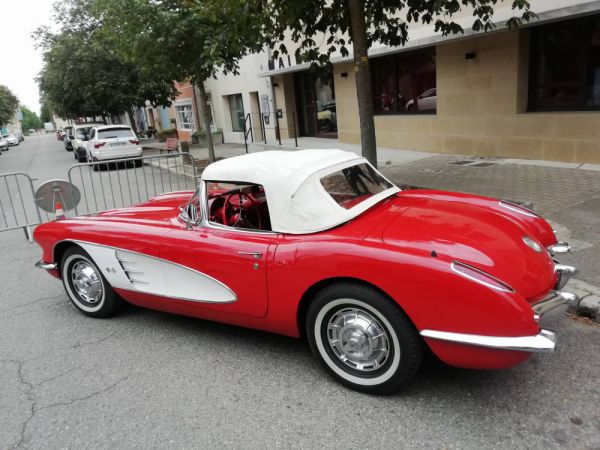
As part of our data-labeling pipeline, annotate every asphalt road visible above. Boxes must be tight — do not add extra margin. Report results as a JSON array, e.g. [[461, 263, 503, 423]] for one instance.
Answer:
[[0, 135, 599, 449]]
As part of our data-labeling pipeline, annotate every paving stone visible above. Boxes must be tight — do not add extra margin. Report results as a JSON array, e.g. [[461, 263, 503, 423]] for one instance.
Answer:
[[578, 295, 600, 320], [381, 156, 600, 216]]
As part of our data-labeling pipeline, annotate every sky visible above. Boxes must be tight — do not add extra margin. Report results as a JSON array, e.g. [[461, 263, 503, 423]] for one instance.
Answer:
[[0, 0, 56, 115]]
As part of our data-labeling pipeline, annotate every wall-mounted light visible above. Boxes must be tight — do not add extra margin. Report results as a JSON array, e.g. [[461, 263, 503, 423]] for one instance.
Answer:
[[465, 52, 476, 60], [340, 72, 348, 78]]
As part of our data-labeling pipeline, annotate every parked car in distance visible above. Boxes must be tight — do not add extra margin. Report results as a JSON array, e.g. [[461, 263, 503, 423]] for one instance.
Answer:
[[85, 125, 141, 169], [64, 126, 74, 151], [72, 124, 102, 162], [406, 88, 437, 112], [0, 136, 8, 152], [44, 122, 55, 133], [3, 134, 19, 146], [34, 150, 579, 394]]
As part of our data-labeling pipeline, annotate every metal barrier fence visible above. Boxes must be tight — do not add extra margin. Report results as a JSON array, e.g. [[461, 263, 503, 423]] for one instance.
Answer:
[[243, 110, 327, 151], [68, 152, 198, 216], [0, 172, 43, 241]]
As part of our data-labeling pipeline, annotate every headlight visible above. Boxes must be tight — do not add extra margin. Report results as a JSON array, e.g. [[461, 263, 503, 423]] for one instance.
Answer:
[[523, 236, 542, 253]]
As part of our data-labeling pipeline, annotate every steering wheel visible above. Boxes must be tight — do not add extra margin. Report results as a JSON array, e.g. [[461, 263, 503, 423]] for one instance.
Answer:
[[221, 192, 262, 230]]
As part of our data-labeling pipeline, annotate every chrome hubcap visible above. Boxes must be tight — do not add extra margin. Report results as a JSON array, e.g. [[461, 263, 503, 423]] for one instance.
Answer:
[[71, 260, 103, 304], [326, 307, 390, 372]]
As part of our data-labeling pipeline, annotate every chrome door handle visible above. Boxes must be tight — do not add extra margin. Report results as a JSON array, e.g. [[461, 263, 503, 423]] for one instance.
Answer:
[[237, 251, 262, 259]]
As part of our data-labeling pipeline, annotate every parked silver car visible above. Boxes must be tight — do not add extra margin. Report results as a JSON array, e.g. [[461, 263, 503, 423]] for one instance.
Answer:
[[2, 134, 19, 146], [0, 136, 8, 152]]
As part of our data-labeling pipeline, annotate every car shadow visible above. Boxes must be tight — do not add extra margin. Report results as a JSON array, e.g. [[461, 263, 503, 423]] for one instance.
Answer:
[[115, 302, 519, 398]]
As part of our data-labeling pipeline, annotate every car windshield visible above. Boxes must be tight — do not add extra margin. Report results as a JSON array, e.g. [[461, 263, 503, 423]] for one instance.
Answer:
[[320, 163, 394, 210], [76, 128, 91, 139], [98, 128, 135, 139]]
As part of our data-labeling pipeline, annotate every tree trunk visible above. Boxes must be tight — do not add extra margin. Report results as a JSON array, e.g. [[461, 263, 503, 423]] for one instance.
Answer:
[[126, 109, 138, 135], [347, 0, 377, 167], [196, 81, 215, 163]]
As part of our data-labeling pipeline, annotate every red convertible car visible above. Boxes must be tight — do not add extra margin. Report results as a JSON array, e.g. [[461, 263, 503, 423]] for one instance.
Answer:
[[34, 150, 578, 394]]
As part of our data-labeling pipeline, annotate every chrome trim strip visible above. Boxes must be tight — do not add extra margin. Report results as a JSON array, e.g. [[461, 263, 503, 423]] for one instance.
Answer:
[[531, 291, 579, 316], [35, 260, 58, 270], [548, 242, 570, 254], [420, 329, 557, 353], [499, 200, 539, 218], [450, 261, 514, 293]]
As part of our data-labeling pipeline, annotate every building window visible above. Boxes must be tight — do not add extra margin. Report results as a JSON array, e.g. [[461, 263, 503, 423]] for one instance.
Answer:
[[175, 104, 195, 130], [371, 48, 436, 114], [228, 94, 245, 132], [529, 15, 600, 111]]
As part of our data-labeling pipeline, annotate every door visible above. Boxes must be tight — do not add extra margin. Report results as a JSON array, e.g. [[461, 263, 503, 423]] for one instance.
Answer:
[[160, 226, 276, 318]]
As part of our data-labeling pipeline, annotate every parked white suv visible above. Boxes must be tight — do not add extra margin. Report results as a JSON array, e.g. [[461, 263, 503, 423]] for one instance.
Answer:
[[72, 123, 102, 162], [86, 125, 142, 166]]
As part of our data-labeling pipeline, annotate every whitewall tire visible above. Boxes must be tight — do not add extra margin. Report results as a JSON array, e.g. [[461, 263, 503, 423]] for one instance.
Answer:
[[61, 247, 123, 318], [307, 283, 422, 394]]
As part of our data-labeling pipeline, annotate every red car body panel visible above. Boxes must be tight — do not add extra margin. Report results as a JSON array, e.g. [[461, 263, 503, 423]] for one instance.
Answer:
[[34, 188, 561, 370]]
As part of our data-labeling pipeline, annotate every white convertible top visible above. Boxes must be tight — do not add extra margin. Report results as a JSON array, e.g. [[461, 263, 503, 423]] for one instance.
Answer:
[[201, 149, 399, 234]]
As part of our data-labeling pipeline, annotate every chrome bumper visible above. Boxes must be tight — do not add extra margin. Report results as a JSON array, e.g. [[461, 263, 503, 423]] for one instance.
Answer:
[[531, 290, 579, 316], [547, 240, 576, 290], [35, 260, 57, 270], [420, 329, 557, 353]]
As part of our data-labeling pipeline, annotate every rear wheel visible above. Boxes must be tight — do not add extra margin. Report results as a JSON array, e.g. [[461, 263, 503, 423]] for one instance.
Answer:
[[306, 283, 422, 394], [61, 247, 123, 318]]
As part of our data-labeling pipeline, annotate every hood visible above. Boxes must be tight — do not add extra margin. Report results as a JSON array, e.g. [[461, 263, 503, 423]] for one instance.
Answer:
[[74, 191, 194, 228], [382, 190, 556, 299]]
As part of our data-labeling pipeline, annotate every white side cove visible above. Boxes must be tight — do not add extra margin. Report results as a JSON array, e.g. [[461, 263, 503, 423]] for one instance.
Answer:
[[77, 242, 236, 303]]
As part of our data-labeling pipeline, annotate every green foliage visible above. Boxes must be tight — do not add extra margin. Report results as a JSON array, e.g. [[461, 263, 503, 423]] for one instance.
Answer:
[[0, 85, 19, 126], [40, 102, 53, 123], [157, 128, 177, 142], [20, 106, 43, 131], [90, 0, 268, 85], [191, 129, 222, 144], [268, 0, 535, 65], [34, 1, 179, 121]]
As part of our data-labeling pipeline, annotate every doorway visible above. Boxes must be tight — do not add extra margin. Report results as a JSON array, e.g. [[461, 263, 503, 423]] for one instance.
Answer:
[[294, 68, 337, 138]]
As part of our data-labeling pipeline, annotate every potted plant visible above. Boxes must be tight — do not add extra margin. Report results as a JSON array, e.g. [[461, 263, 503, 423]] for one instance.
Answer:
[[157, 128, 177, 142], [192, 129, 223, 147]]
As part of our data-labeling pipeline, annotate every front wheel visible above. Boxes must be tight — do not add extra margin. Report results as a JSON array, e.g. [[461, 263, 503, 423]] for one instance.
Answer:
[[306, 283, 422, 394], [61, 247, 123, 318]]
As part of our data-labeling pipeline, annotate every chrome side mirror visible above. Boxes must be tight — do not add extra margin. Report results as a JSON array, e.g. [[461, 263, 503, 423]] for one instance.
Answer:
[[184, 203, 199, 230]]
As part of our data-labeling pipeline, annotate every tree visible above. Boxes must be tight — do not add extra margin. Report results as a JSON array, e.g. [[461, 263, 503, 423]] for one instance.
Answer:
[[0, 85, 19, 127], [91, 0, 268, 162], [268, 0, 535, 167], [40, 101, 53, 124], [20, 106, 43, 131], [34, 7, 179, 133]]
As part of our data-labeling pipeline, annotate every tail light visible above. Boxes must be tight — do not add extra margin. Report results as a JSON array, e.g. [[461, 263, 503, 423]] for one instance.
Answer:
[[451, 261, 514, 293], [130, 139, 140, 145], [94, 142, 106, 149]]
